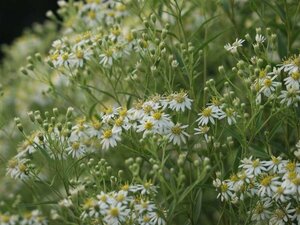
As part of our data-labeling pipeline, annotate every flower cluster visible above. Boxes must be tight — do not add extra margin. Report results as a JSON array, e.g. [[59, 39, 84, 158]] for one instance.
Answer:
[[0, 210, 47, 225], [62, 182, 166, 225], [214, 156, 300, 224]]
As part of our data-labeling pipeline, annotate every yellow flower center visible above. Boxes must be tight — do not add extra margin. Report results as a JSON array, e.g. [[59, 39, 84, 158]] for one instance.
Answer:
[[271, 156, 280, 164], [175, 93, 185, 103], [116, 194, 125, 202], [76, 50, 84, 59], [92, 121, 102, 130], [252, 159, 260, 168], [62, 52, 69, 61], [121, 184, 129, 191], [88, 10, 96, 20], [260, 176, 272, 187], [259, 70, 266, 78], [83, 198, 95, 209], [171, 125, 182, 135], [286, 161, 296, 171], [254, 203, 264, 214], [230, 174, 239, 182], [103, 130, 113, 139], [115, 118, 124, 127], [144, 121, 153, 130], [99, 195, 107, 202], [264, 78, 272, 87], [202, 107, 212, 117], [72, 142, 80, 150], [220, 183, 228, 192], [109, 207, 119, 217], [274, 209, 285, 219], [8, 159, 18, 168], [143, 215, 151, 222], [291, 72, 300, 80], [225, 108, 234, 116], [18, 164, 27, 172]]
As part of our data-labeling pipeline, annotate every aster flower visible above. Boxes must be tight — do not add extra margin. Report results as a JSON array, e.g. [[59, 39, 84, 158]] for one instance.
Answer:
[[278, 87, 300, 107], [284, 72, 300, 90], [166, 123, 189, 145], [103, 203, 130, 225], [196, 106, 221, 126], [224, 38, 245, 53], [100, 129, 121, 150], [66, 141, 86, 158], [168, 91, 193, 112], [255, 34, 266, 44]]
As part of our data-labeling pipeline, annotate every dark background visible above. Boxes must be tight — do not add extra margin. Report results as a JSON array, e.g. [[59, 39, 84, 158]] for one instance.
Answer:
[[0, 0, 58, 58]]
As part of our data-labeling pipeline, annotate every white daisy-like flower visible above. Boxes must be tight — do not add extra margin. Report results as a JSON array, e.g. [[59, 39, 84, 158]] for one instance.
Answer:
[[56, 51, 72, 68], [86, 120, 103, 138], [66, 141, 86, 158], [6, 158, 30, 180], [168, 92, 193, 112], [103, 203, 130, 225], [194, 125, 210, 141], [284, 72, 300, 90], [278, 55, 300, 74], [135, 199, 157, 214], [258, 76, 281, 97], [148, 211, 166, 225], [250, 200, 272, 222], [196, 106, 221, 126], [269, 204, 296, 225], [99, 48, 116, 67], [136, 120, 157, 138], [224, 38, 245, 53], [130, 181, 157, 195], [239, 157, 266, 177], [101, 106, 120, 123], [69, 47, 93, 68], [100, 129, 121, 150], [263, 155, 286, 173], [255, 34, 266, 44], [219, 107, 238, 125], [278, 87, 300, 107], [148, 111, 172, 134], [166, 123, 189, 145], [258, 175, 281, 197]]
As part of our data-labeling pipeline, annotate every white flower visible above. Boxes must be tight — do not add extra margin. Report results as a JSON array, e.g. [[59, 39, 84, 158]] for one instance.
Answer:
[[239, 157, 266, 177], [69, 47, 93, 68], [258, 175, 281, 197], [99, 49, 116, 67], [148, 211, 166, 225], [6, 158, 30, 180], [278, 55, 300, 74], [258, 76, 281, 97], [196, 106, 221, 126], [224, 38, 245, 53], [194, 125, 210, 141], [250, 200, 272, 222], [279, 87, 300, 107], [137, 120, 157, 138], [103, 203, 130, 225], [219, 107, 238, 125], [166, 123, 189, 145], [269, 204, 296, 225], [284, 72, 300, 90], [66, 141, 86, 158], [168, 92, 192, 112], [135, 199, 157, 214], [255, 34, 266, 44], [100, 129, 121, 150]]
